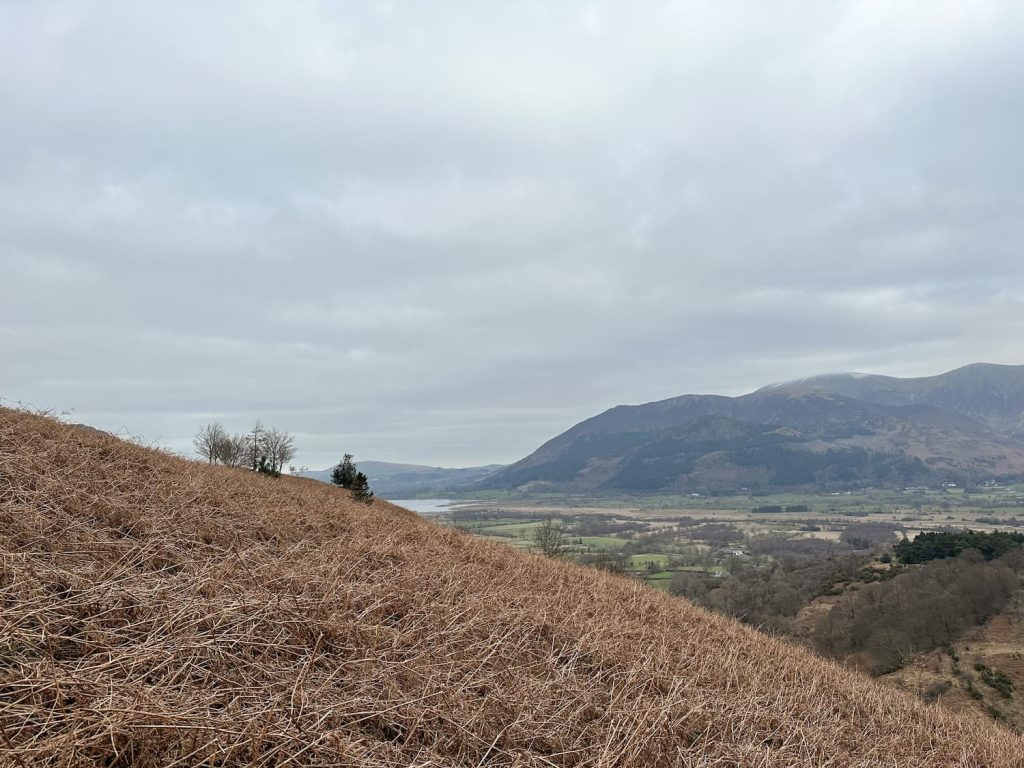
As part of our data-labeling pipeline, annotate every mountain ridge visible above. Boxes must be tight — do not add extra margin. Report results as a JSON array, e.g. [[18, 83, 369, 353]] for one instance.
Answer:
[[482, 363, 1024, 493], [759, 363, 1024, 438]]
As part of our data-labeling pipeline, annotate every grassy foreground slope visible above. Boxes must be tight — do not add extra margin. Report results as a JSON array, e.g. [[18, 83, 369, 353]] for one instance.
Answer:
[[1, 409, 1021, 767]]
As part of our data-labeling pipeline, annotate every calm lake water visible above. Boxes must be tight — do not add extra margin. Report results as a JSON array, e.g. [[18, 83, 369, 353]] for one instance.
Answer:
[[388, 498, 467, 515]]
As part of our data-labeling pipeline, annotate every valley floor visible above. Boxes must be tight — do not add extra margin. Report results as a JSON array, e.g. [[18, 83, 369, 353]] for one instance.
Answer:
[[432, 485, 1024, 731]]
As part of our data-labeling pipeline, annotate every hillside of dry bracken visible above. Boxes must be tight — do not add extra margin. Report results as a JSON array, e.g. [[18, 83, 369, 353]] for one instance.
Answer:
[[1, 407, 1022, 766]]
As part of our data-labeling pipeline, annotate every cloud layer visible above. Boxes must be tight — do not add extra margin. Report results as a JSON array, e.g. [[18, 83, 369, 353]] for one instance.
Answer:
[[3, 1, 1023, 468]]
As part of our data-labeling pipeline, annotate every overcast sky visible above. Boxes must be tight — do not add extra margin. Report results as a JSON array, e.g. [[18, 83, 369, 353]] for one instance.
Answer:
[[2, 1, 1023, 469]]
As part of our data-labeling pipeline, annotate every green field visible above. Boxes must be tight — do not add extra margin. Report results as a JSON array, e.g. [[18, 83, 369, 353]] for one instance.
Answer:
[[578, 535, 627, 549], [627, 553, 671, 568], [477, 521, 543, 537]]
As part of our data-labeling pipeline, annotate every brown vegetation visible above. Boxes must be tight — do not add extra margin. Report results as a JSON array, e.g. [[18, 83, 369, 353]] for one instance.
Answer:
[[882, 611, 1024, 733], [1, 408, 1022, 766]]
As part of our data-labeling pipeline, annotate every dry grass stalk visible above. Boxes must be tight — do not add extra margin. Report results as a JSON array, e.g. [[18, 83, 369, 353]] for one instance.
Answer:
[[0, 407, 1022, 766]]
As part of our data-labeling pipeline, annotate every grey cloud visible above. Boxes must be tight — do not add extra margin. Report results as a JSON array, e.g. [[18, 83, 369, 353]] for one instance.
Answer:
[[2, 1, 1023, 469]]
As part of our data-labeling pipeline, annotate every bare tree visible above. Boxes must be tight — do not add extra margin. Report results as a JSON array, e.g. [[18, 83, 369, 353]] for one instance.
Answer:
[[194, 422, 228, 464], [196, 420, 295, 476], [261, 428, 296, 476], [217, 433, 249, 467], [532, 519, 566, 558]]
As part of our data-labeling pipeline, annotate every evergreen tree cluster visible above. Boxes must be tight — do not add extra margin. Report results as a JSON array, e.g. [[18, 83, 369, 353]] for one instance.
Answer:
[[331, 454, 357, 488], [331, 453, 374, 504], [894, 530, 1024, 564]]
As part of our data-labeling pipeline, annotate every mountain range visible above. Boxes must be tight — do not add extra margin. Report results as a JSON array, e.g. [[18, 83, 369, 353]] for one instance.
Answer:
[[481, 363, 1024, 494]]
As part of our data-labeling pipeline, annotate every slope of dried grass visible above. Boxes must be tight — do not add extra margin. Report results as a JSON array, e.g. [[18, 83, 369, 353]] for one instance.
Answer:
[[1, 407, 1022, 767]]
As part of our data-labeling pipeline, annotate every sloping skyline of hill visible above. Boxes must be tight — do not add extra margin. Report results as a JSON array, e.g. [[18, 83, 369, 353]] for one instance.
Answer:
[[760, 363, 1024, 438]]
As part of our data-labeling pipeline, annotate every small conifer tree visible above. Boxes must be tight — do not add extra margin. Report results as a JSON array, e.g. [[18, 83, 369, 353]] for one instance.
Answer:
[[352, 471, 374, 505], [331, 454, 357, 488], [255, 455, 280, 478]]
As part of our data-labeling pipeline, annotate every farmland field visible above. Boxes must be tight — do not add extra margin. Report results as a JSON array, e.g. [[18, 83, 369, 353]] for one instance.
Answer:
[[434, 484, 1024, 590]]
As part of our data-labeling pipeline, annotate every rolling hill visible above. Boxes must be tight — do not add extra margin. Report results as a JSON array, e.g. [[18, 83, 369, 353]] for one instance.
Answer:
[[2, 406, 1021, 766], [300, 460, 503, 497], [483, 364, 1024, 493]]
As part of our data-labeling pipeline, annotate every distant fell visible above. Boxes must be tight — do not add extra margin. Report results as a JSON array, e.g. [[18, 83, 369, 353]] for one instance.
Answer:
[[761, 363, 1024, 438], [302, 460, 503, 497], [482, 363, 1024, 494]]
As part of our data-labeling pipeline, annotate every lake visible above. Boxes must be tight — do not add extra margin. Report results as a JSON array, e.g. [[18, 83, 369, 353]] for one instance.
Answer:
[[387, 498, 468, 515]]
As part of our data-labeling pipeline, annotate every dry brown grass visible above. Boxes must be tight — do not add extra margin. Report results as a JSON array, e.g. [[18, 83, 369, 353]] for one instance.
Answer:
[[1, 407, 1022, 767]]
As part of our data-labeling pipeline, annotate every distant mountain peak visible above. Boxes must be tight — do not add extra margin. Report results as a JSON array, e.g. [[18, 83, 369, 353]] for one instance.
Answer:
[[759, 372, 881, 391]]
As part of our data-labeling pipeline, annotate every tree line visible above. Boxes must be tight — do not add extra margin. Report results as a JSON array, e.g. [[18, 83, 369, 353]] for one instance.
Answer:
[[194, 421, 296, 477], [194, 425, 376, 504], [894, 530, 1024, 564]]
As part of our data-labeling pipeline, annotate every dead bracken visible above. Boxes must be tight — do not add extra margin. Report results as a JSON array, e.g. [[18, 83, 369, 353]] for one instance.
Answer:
[[0, 407, 1022, 767]]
